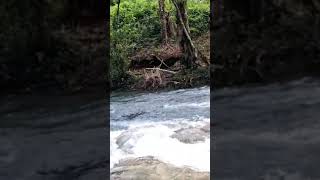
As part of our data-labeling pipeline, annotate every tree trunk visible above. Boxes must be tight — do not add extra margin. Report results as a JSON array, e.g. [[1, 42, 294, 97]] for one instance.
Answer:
[[159, 0, 169, 44], [172, 0, 197, 69]]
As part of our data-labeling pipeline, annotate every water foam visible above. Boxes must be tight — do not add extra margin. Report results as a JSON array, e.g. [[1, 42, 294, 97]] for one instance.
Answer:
[[110, 87, 210, 172], [163, 102, 209, 109], [110, 118, 210, 171]]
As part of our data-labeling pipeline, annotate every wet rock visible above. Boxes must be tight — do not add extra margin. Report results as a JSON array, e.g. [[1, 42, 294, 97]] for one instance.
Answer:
[[171, 124, 210, 144], [115, 132, 134, 154], [115, 130, 145, 154], [110, 156, 209, 180], [200, 123, 210, 133], [115, 132, 132, 147], [122, 111, 146, 120]]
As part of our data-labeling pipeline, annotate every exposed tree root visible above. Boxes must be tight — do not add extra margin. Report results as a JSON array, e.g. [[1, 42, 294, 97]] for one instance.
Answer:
[[129, 44, 182, 69]]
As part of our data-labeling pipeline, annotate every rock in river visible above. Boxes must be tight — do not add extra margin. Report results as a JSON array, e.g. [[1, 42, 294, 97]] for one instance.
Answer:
[[110, 156, 209, 180], [170, 123, 210, 144]]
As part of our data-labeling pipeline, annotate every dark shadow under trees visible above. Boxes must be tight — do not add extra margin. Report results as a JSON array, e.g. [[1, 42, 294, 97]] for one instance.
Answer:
[[0, 0, 107, 94]]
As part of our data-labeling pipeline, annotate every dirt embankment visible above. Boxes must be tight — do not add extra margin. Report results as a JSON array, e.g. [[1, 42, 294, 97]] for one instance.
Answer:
[[1, 23, 107, 95], [125, 32, 210, 91]]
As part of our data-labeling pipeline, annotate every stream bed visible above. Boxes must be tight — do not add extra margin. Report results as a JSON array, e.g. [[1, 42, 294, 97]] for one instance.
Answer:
[[110, 87, 210, 176]]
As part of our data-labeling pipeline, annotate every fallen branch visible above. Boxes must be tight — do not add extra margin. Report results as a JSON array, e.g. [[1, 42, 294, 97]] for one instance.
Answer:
[[155, 56, 170, 69], [167, 80, 180, 84], [145, 68, 177, 74]]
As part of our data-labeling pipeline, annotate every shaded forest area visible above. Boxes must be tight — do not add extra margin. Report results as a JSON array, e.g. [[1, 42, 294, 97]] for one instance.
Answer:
[[212, 0, 320, 87], [2, 0, 318, 93], [110, 0, 210, 90], [0, 0, 107, 94]]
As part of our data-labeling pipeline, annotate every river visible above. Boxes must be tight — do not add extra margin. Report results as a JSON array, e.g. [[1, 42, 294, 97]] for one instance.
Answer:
[[214, 77, 320, 179], [110, 86, 210, 171], [0, 91, 108, 180], [1, 77, 319, 179]]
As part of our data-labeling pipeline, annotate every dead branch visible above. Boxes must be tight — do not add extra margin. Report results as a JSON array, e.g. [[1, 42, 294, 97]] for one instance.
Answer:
[[155, 56, 170, 68], [145, 68, 177, 74]]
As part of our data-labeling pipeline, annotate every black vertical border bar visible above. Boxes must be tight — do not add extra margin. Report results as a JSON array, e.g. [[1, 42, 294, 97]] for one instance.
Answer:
[[106, 0, 111, 176], [210, 0, 214, 178]]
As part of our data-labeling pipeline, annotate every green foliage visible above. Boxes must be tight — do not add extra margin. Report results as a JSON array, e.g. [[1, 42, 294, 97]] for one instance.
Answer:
[[110, 43, 129, 85], [111, 0, 160, 45], [110, 0, 158, 87], [110, 0, 209, 87], [110, 0, 209, 44], [188, 0, 210, 36]]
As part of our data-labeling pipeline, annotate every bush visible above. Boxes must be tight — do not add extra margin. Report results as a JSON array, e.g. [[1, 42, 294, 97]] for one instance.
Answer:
[[110, 0, 209, 87], [188, 0, 210, 36], [110, 0, 209, 44]]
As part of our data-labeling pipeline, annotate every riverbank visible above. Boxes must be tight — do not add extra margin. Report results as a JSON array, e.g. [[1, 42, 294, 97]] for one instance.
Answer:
[[0, 1, 107, 96], [111, 31, 210, 92], [0, 23, 107, 96], [212, 1, 320, 88]]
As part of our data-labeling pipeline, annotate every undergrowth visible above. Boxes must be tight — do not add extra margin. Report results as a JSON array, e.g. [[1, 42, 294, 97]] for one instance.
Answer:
[[110, 0, 209, 89]]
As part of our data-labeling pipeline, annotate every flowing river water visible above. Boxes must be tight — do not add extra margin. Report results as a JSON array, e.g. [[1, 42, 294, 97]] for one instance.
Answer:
[[214, 77, 320, 179], [110, 87, 210, 172], [0, 91, 108, 180], [1, 77, 320, 179]]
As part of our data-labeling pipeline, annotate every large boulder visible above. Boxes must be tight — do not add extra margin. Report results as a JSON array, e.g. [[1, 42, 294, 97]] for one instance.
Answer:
[[110, 156, 209, 180], [170, 123, 210, 144]]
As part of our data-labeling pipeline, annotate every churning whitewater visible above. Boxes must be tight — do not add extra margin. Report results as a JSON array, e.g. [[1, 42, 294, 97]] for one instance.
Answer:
[[110, 87, 210, 172]]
